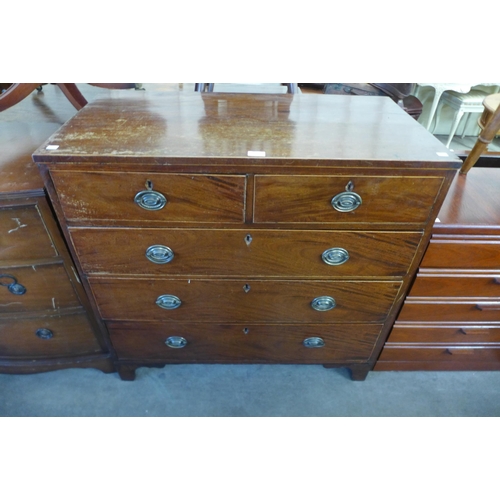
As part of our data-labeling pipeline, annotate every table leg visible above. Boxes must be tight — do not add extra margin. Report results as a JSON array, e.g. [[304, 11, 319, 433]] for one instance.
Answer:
[[0, 83, 41, 112], [56, 83, 88, 110]]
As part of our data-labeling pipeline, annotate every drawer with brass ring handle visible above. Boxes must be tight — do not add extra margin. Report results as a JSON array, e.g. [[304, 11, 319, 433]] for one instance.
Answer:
[[322, 247, 349, 266], [303, 337, 325, 348], [331, 180, 362, 212], [165, 336, 187, 348], [134, 190, 167, 211], [156, 294, 182, 310], [146, 245, 174, 264], [311, 296, 336, 311], [0, 274, 27, 295]]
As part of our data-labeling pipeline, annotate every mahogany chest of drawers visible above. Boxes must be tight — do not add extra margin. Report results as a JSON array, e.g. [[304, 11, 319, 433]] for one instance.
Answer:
[[0, 123, 113, 375], [376, 167, 500, 371], [33, 92, 460, 380]]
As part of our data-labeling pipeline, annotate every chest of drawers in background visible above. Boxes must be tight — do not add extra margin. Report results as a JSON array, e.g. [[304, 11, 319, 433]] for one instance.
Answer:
[[376, 167, 500, 371], [33, 92, 460, 380], [0, 123, 113, 375]]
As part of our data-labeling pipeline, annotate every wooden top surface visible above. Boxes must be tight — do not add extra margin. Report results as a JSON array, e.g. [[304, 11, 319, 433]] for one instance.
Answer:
[[434, 167, 500, 233], [0, 123, 50, 196], [33, 92, 461, 168]]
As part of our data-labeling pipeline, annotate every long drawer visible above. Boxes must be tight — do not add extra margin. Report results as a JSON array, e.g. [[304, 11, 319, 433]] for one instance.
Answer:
[[408, 274, 500, 298], [0, 263, 81, 314], [50, 171, 246, 224], [107, 321, 384, 363], [253, 175, 444, 224], [89, 278, 402, 323], [0, 313, 102, 358], [397, 300, 500, 323], [421, 238, 500, 269], [377, 345, 500, 364], [387, 325, 500, 344], [70, 228, 422, 278]]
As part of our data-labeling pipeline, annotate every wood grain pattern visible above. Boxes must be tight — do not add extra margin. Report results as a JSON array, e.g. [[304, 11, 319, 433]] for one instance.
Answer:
[[107, 321, 383, 363], [70, 228, 422, 278], [0, 263, 81, 314], [32, 93, 460, 167], [420, 239, 500, 269], [254, 175, 445, 224], [0, 205, 58, 263], [386, 325, 500, 344], [397, 301, 500, 323], [89, 278, 402, 323], [0, 313, 102, 357], [408, 274, 500, 298], [434, 167, 500, 233], [50, 171, 246, 224]]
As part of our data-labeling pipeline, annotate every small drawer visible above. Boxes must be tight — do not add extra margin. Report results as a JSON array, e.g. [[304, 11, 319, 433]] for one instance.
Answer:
[[107, 321, 384, 363], [0, 313, 102, 358], [89, 278, 402, 323], [387, 325, 500, 344], [0, 205, 57, 263], [253, 175, 444, 224], [397, 300, 500, 323], [421, 239, 500, 269], [377, 345, 500, 364], [409, 274, 500, 298], [71, 228, 422, 278], [50, 171, 246, 224], [0, 264, 81, 314]]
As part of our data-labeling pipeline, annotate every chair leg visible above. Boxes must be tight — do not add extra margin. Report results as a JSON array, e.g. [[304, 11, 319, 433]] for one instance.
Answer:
[[461, 113, 472, 139], [446, 109, 465, 148], [433, 101, 445, 134]]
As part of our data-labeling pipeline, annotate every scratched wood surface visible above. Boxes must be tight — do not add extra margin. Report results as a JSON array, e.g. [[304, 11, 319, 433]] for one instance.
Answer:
[[33, 92, 461, 167]]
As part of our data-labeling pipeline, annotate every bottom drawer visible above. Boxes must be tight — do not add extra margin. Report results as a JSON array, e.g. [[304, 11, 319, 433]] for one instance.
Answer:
[[377, 345, 500, 364], [108, 322, 384, 364], [0, 314, 103, 358]]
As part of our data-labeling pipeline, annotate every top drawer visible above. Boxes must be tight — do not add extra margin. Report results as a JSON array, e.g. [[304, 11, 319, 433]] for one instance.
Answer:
[[421, 238, 500, 270], [253, 175, 444, 224], [50, 171, 246, 224], [0, 205, 57, 263]]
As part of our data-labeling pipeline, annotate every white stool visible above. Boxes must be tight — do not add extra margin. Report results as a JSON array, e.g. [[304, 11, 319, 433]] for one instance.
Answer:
[[436, 89, 489, 148]]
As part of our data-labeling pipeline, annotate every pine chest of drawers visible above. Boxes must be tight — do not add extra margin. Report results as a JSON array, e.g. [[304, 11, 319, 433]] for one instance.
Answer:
[[33, 92, 461, 380]]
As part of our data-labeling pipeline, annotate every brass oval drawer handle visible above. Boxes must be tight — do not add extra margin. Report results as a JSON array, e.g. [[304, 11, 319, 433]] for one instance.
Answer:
[[156, 294, 182, 310], [165, 336, 187, 348], [35, 328, 54, 340], [303, 337, 325, 348], [146, 245, 174, 264], [311, 296, 336, 311], [0, 274, 27, 295], [322, 247, 349, 266], [331, 181, 362, 212], [134, 190, 167, 211]]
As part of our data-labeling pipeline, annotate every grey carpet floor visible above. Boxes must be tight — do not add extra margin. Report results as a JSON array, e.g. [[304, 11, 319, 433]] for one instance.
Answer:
[[1, 364, 499, 416]]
